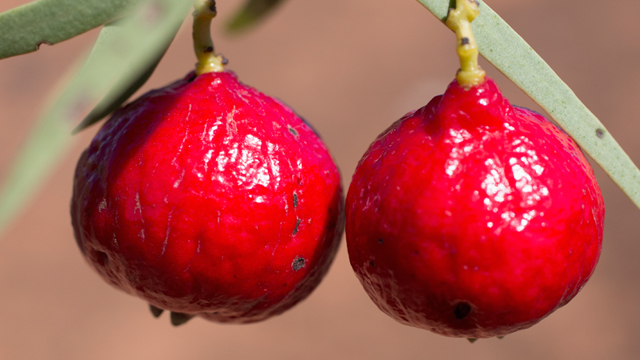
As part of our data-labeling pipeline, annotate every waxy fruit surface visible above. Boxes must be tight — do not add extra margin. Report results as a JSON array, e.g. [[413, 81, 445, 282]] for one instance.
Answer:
[[72, 71, 344, 323], [346, 77, 604, 338]]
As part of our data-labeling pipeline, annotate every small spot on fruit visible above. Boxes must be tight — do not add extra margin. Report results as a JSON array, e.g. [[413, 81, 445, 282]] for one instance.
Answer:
[[288, 126, 299, 137], [292, 256, 306, 271], [292, 218, 301, 235], [467, 338, 478, 344], [378, 238, 384, 244], [595, 128, 605, 139], [461, 37, 470, 45], [369, 261, 375, 267], [94, 251, 109, 267], [454, 302, 472, 320], [293, 192, 298, 208]]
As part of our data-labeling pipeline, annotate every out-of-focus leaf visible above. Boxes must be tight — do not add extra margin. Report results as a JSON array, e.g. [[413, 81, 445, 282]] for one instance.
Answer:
[[0, 0, 193, 236], [417, 0, 640, 210], [226, 0, 286, 33], [0, 0, 139, 59], [73, 40, 168, 133]]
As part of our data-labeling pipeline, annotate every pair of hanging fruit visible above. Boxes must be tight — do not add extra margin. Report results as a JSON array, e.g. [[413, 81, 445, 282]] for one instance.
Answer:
[[71, 0, 604, 338]]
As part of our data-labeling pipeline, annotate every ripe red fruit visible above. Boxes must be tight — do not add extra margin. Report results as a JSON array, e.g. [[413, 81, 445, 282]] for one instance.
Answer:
[[345, 77, 604, 338], [71, 71, 344, 324]]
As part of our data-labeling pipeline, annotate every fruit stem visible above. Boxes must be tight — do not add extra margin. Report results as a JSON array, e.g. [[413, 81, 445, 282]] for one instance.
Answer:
[[446, 0, 485, 88], [193, 0, 225, 75]]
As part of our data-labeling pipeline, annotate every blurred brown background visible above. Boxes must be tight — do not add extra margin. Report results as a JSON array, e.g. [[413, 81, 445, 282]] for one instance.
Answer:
[[1, 0, 640, 359]]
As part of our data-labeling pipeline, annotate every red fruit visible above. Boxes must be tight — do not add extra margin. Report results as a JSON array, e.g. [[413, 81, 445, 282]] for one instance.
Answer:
[[71, 71, 344, 323], [346, 77, 604, 338]]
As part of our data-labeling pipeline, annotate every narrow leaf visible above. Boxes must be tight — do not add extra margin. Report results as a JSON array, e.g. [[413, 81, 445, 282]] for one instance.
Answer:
[[417, 0, 640, 210], [73, 39, 169, 133], [0, 0, 139, 60], [226, 0, 286, 33], [0, 0, 193, 235]]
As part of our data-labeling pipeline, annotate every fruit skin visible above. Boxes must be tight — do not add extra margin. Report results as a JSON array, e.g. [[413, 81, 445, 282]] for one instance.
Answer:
[[71, 71, 344, 323], [346, 77, 604, 338]]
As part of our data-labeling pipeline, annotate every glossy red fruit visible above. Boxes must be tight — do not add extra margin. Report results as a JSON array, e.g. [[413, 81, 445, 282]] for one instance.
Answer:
[[346, 77, 604, 338], [72, 71, 344, 323]]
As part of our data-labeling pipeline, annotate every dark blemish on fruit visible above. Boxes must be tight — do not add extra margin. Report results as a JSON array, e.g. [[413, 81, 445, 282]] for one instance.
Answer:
[[369, 261, 375, 267], [149, 304, 164, 318], [293, 192, 298, 208], [95, 251, 109, 267], [379, 238, 384, 244], [204, 46, 214, 53], [596, 128, 604, 139], [292, 256, 306, 271], [292, 218, 301, 235], [467, 338, 478, 344], [461, 37, 470, 45], [454, 302, 472, 320], [283, 283, 288, 287], [288, 126, 299, 137], [210, 3, 217, 13], [213, 311, 218, 315]]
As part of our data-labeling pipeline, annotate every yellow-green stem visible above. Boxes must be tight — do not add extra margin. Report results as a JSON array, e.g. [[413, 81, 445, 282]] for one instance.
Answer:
[[193, 0, 224, 75], [446, 0, 485, 87]]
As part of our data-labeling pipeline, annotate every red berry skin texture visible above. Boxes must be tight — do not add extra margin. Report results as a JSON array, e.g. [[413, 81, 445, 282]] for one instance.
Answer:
[[71, 71, 344, 323], [346, 77, 604, 338]]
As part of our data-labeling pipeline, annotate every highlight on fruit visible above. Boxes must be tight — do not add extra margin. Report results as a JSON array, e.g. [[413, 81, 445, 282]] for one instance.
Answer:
[[345, 0, 604, 340]]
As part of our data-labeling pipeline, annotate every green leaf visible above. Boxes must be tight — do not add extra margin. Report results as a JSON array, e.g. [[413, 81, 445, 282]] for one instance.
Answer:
[[74, 57, 162, 133], [226, 0, 286, 33], [72, 33, 170, 133], [0, 0, 139, 60], [0, 0, 193, 235], [417, 0, 640, 210]]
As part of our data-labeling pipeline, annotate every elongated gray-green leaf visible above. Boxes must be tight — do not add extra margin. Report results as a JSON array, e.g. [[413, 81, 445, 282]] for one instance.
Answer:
[[417, 0, 640, 210], [0, 0, 193, 235], [0, 0, 140, 59], [226, 0, 286, 33], [72, 35, 170, 133]]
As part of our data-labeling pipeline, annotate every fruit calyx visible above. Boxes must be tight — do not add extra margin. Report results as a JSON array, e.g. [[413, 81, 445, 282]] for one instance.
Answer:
[[435, 76, 511, 129], [446, 0, 485, 88], [193, 0, 226, 75]]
